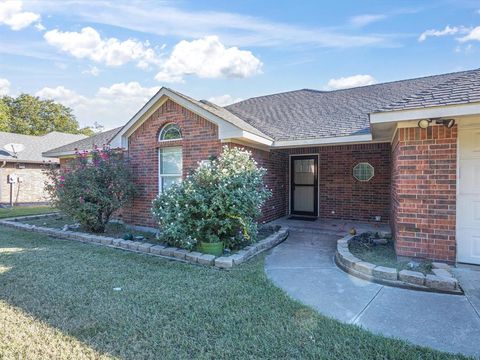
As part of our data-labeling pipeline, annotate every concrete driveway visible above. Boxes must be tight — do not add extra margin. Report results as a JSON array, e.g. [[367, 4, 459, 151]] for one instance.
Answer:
[[265, 230, 480, 358]]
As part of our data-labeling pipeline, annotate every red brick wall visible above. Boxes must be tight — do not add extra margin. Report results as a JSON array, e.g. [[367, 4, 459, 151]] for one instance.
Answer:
[[123, 99, 222, 226], [280, 143, 391, 222], [226, 143, 288, 223], [391, 125, 457, 262]]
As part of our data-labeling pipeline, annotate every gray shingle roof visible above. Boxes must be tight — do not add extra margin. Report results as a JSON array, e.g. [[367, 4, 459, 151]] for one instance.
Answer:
[[379, 68, 480, 111], [167, 88, 272, 140], [225, 69, 480, 141], [42, 127, 122, 157], [0, 131, 87, 163]]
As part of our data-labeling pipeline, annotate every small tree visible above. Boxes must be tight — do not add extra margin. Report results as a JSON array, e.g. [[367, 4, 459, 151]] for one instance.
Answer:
[[152, 146, 271, 250], [45, 147, 135, 233]]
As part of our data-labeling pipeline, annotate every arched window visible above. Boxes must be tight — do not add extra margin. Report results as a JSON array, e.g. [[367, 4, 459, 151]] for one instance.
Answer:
[[158, 124, 182, 193], [159, 123, 182, 141]]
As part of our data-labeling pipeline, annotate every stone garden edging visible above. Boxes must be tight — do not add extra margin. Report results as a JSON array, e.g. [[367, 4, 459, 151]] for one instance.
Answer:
[[0, 215, 289, 269], [335, 235, 463, 295]]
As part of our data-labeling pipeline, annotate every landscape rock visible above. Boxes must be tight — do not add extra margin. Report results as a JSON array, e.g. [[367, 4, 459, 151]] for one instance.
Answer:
[[353, 261, 376, 276], [149, 245, 166, 255], [432, 268, 453, 278], [426, 274, 457, 291], [197, 254, 216, 266], [399, 269, 425, 286], [372, 266, 398, 281], [215, 257, 233, 269], [138, 243, 153, 253]]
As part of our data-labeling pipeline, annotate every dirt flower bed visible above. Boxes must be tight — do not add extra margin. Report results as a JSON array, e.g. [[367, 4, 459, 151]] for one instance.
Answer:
[[23, 214, 159, 243], [349, 232, 433, 275]]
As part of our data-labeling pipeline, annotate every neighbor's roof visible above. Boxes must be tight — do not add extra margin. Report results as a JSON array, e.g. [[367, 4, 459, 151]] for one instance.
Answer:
[[0, 131, 87, 163], [225, 68, 480, 141], [42, 127, 123, 157]]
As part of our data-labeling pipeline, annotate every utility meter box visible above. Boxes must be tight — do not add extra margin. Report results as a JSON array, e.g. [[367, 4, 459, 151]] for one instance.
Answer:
[[7, 174, 18, 184]]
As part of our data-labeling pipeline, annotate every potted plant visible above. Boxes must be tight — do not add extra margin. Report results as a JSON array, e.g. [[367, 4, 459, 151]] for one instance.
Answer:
[[198, 234, 224, 256]]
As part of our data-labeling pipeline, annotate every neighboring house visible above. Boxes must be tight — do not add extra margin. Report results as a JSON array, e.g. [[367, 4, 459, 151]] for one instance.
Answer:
[[0, 131, 87, 205], [43, 127, 122, 168], [44, 68, 480, 265]]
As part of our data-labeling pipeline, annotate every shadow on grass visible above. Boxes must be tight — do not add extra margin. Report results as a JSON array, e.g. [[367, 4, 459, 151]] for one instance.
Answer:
[[0, 227, 469, 360]]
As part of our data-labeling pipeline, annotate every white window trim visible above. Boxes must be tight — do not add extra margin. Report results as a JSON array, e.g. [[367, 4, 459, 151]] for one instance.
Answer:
[[353, 162, 374, 182], [158, 146, 182, 193], [158, 123, 182, 142]]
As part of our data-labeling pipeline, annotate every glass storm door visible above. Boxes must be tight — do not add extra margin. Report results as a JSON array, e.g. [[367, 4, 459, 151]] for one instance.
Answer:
[[291, 156, 318, 216]]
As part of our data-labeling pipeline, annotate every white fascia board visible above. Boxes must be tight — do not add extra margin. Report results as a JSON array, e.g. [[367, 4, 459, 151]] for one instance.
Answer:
[[42, 151, 77, 158], [370, 103, 480, 124], [273, 133, 372, 148], [241, 131, 273, 146]]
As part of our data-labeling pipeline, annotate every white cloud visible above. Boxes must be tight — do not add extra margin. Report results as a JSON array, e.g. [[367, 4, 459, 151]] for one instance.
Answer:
[[34, 22, 45, 31], [207, 94, 243, 106], [29, 1, 389, 48], [0, 78, 11, 95], [350, 14, 387, 27], [82, 65, 100, 76], [44, 27, 162, 68], [35, 82, 160, 129], [0, 0, 40, 30], [96, 82, 159, 101], [458, 26, 480, 42], [418, 25, 467, 42], [155, 36, 262, 83], [327, 74, 376, 90], [35, 86, 88, 108]]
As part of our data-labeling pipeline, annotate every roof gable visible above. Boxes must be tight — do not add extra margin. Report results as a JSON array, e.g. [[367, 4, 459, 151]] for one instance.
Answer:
[[109, 87, 273, 149]]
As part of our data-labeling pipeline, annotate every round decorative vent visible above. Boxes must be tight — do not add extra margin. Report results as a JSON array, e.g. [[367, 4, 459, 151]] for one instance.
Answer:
[[353, 162, 374, 182]]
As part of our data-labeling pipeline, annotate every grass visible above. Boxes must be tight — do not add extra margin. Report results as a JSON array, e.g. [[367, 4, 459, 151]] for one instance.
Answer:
[[349, 233, 433, 274], [0, 227, 468, 359], [0, 205, 55, 219]]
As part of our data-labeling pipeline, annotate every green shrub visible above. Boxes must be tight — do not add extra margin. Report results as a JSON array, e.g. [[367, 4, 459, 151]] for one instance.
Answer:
[[151, 146, 271, 250], [44, 146, 135, 233]]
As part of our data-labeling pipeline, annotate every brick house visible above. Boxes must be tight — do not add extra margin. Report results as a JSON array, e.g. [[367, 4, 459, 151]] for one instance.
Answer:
[[0, 131, 86, 205], [44, 69, 480, 265]]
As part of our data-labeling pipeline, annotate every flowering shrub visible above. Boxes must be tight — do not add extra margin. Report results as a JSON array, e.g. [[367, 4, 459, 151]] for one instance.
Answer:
[[44, 146, 135, 233], [151, 146, 271, 250]]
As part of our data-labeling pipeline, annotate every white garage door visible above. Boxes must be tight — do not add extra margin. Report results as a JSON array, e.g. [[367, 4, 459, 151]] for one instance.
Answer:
[[457, 125, 480, 264]]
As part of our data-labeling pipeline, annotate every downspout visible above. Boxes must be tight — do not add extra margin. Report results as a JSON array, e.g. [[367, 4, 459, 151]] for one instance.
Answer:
[[0, 161, 6, 204]]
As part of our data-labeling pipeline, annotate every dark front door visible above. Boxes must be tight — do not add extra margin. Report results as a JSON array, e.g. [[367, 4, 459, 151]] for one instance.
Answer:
[[290, 155, 318, 216]]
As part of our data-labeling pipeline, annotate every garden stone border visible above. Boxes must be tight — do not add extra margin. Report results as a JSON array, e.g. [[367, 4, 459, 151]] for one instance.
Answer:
[[335, 234, 463, 295], [0, 214, 289, 269]]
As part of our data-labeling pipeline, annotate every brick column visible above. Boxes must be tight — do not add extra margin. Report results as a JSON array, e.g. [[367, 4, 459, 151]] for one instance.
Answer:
[[391, 125, 457, 262]]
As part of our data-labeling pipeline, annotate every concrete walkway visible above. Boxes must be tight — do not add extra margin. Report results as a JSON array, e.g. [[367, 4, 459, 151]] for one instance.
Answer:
[[265, 230, 480, 358]]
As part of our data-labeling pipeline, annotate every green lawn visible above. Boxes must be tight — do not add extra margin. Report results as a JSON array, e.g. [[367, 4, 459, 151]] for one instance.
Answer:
[[0, 205, 56, 219], [0, 228, 468, 359]]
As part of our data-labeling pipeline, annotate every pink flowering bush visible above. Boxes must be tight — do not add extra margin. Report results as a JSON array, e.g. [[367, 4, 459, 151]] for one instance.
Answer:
[[151, 146, 271, 250], [44, 146, 135, 233]]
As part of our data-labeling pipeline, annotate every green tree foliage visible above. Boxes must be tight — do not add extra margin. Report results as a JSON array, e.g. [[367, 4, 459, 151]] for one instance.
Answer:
[[152, 146, 271, 251], [0, 94, 93, 136], [44, 147, 135, 233]]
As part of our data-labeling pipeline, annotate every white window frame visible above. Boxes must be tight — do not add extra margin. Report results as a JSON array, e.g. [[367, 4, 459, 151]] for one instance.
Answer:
[[158, 123, 182, 142], [353, 162, 374, 182], [158, 146, 182, 193]]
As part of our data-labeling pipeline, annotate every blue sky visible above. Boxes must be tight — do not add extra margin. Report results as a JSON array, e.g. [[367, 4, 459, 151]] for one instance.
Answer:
[[1, 0, 479, 130]]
